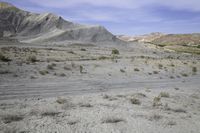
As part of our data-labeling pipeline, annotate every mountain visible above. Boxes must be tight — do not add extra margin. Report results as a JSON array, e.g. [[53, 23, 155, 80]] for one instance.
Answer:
[[0, 2, 125, 45], [117, 32, 164, 43]]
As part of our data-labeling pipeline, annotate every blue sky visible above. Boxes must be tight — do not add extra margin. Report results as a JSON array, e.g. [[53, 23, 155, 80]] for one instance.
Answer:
[[2, 0, 200, 35]]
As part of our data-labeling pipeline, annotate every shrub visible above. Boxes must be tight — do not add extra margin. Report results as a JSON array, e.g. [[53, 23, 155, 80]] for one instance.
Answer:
[[47, 63, 56, 70], [56, 97, 67, 104], [59, 73, 66, 77], [68, 51, 75, 54], [167, 121, 177, 126], [153, 71, 159, 74], [181, 73, 188, 77], [158, 64, 163, 69], [130, 98, 141, 105], [39, 70, 49, 75], [2, 114, 24, 124], [134, 68, 140, 71], [120, 69, 125, 73], [149, 114, 162, 121], [192, 67, 197, 73], [153, 96, 161, 107], [79, 103, 93, 108], [41, 111, 60, 117], [197, 45, 200, 48], [80, 65, 83, 73], [80, 48, 86, 51], [27, 55, 37, 62], [159, 92, 170, 98], [172, 108, 187, 113], [64, 66, 71, 70], [98, 56, 109, 60], [0, 53, 11, 62], [102, 116, 125, 123], [111, 49, 119, 55]]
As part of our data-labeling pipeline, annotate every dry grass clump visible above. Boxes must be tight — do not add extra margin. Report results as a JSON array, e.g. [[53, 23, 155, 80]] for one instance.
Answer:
[[102, 116, 125, 123], [111, 49, 120, 55], [27, 55, 37, 63], [56, 97, 67, 104], [153, 96, 162, 107], [159, 92, 170, 98], [1, 114, 24, 124], [130, 97, 141, 105]]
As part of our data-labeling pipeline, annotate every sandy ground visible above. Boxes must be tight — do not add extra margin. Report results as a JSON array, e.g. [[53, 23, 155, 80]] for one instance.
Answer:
[[0, 40, 200, 133]]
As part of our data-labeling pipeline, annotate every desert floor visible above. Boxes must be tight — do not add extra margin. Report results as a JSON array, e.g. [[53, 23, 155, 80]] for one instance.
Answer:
[[0, 40, 200, 133]]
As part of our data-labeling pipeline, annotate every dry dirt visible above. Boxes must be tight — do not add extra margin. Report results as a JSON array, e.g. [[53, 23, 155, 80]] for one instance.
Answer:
[[0, 40, 200, 133]]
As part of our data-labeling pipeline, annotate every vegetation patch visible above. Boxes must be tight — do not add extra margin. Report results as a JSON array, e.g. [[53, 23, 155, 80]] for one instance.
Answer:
[[159, 92, 170, 98], [39, 70, 49, 75], [102, 116, 125, 123], [27, 55, 37, 63], [0, 53, 11, 62], [130, 98, 141, 105], [1, 114, 24, 124], [111, 49, 120, 55]]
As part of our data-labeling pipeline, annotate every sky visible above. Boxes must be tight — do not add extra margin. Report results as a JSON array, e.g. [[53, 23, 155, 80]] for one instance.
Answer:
[[2, 0, 200, 35]]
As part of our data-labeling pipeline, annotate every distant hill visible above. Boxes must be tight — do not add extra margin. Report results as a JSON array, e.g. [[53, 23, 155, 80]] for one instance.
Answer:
[[152, 33, 200, 47], [117, 32, 164, 43], [0, 2, 125, 45]]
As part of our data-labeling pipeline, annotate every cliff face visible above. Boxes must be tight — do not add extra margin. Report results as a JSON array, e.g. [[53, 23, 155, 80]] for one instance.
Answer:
[[0, 2, 125, 45]]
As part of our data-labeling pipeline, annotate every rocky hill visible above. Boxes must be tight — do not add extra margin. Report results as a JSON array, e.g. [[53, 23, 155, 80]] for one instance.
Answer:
[[0, 2, 125, 45]]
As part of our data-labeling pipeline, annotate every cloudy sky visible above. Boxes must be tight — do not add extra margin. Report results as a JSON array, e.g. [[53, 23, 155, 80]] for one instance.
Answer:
[[3, 0, 200, 35]]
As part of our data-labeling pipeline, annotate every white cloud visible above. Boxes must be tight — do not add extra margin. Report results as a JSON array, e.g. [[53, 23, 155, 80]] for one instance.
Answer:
[[29, 0, 200, 11]]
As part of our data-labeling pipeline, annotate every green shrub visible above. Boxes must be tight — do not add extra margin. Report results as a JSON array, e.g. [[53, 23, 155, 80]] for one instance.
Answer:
[[111, 49, 119, 55]]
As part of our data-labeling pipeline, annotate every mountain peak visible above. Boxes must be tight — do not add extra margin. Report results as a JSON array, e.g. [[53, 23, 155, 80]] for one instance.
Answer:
[[0, 2, 15, 9]]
